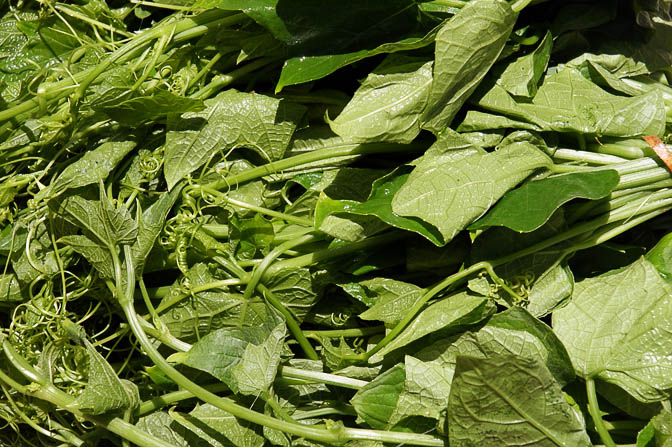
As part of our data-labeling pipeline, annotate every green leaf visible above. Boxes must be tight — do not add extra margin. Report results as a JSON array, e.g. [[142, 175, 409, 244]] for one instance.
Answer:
[[645, 231, 672, 280], [188, 404, 265, 447], [448, 355, 592, 446], [328, 58, 433, 144], [164, 90, 306, 189], [422, 0, 517, 134], [72, 336, 139, 415], [136, 411, 199, 447], [264, 268, 318, 322], [131, 186, 183, 275], [159, 263, 259, 342], [358, 278, 424, 327], [315, 167, 443, 245], [554, 257, 672, 402], [47, 140, 136, 195], [181, 311, 286, 394], [207, 0, 419, 56], [98, 90, 204, 124], [276, 26, 439, 92], [370, 291, 495, 362], [470, 170, 620, 232], [496, 30, 552, 97], [526, 261, 574, 318], [392, 142, 552, 243], [50, 191, 137, 247], [458, 110, 542, 132], [351, 364, 405, 430], [60, 235, 114, 279], [476, 67, 666, 137], [0, 273, 24, 304], [230, 322, 286, 395]]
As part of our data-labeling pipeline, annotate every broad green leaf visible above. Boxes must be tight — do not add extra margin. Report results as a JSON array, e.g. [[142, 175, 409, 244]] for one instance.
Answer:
[[329, 58, 432, 144], [206, 0, 418, 56], [60, 235, 114, 279], [422, 0, 517, 134], [554, 257, 672, 402], [388, 355, 452, 427], [164, 90, 306, 189], [497, 30, 552, 97], [159, 263, 261, 341], [7, 220, 60, 284], [520, 68, 665, 136], [131, 186, 183, 275], [370, 291, 495, 362], [458, 110, 542, 132], [645, 231, 672, 280], [477, 68, 666, 137], [47, 140, 136, 195], [181, 311, 286, 394], [358, 278, 424, 327], [277, 26, 439, 92], [264, 268, 318, 322], [470, 170, 620, 232], [98, 90, 204, 124], [526, 262, 574, 317], [315, 168, 443, 245], [136, 411, 201, 447], [448, 355, 591, 447], [651, 407, 672, 447], [188, 404, 265, 447], [392, 142, 552, 243], [230, 322, 286, 395], [72, 334, 139, 415], [0, 273, 24, 304], [550, 2, 617, 35], [351, 364, 405, 430], [49, 192, 137, 247]]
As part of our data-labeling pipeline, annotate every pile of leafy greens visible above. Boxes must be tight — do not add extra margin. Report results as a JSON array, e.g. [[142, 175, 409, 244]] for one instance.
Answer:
[[3, 0, 672, 445]]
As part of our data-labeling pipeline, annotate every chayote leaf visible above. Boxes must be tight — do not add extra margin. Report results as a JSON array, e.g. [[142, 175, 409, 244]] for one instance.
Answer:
[[422, 0, 517, 134], [448, 355, 592, 446], [554, 257, 672, 402], [392, 141, 552, 243]]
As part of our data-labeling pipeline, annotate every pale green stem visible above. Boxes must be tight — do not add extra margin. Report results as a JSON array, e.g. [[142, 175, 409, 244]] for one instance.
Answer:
[[586, 379, 616, 447]]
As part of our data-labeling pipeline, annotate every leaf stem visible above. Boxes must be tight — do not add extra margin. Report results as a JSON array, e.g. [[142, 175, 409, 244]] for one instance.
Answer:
[[278, 366, 368, 390], [586, 378, 616, 447], [197, 142, 424, 192], [259, 284, 319, 361], [121, 298, 445, 446]]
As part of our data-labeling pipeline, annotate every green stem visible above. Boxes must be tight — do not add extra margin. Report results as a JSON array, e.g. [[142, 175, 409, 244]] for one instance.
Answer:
[[364, 261, 495, 360], [0, 10, 242, 123], [197, 142, 424, 192], [278, 366, 368, 390], [122, 299, 445, 446], [154, 277, 246, 314], [258, 285, 319, 361], [586, 378, 616, 447], [1, 342, 176, 447], [190, 57, 278, 99], [305, 326, 385, 338], [135, 383, 229, 417], [200, 187, 313, 226], [511, 0, 534, 12], [268, 231, 407, 274]]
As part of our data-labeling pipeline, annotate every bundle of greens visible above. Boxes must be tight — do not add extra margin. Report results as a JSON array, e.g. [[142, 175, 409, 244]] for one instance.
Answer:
[[2, 0, 672, 445]]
